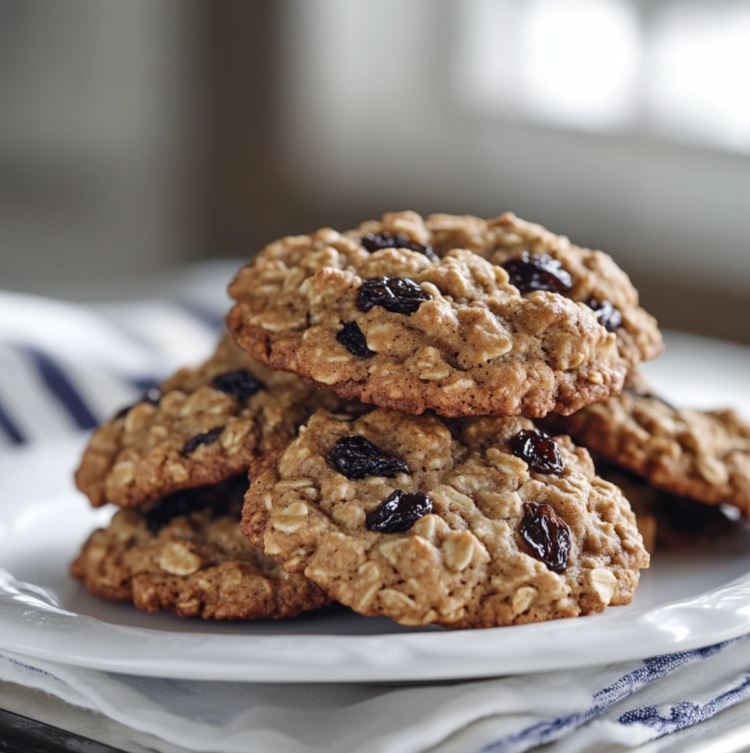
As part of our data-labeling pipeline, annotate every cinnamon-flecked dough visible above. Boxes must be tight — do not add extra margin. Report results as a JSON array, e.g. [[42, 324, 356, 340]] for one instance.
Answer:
[[75, 336, 343, 508], [546, 381, 750, 517], [226, 211, 661, 418], [424, 211, 662, 367], [71, 478, 329, 620], [242, 409, 649, 628]]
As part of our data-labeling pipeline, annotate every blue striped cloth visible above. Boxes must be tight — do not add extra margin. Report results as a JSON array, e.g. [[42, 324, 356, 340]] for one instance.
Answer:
[[0, 267, 228, 448], [1, 637, 750, 753], [1, 267, 750, 753]]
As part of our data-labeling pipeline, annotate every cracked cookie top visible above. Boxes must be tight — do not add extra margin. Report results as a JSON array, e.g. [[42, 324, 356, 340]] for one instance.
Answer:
[[227, 211, 655, 418], [423, 211, 662, 366], [75, 336, 339, 508], [242, 408, 649, 628]]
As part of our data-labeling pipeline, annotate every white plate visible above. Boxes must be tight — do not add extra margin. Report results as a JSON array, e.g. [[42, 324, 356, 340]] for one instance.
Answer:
[[1, 333, 750, 683]]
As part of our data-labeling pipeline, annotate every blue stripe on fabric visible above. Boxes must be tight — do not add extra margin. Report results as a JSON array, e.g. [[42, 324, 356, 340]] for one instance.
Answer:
[[130, 376, 162, 393], [0, 400, 24, 444], [479, 639, 740, 753], [618, 671, 750, 738], [24, 347, 99, 430], [6, 655, 57, 680]]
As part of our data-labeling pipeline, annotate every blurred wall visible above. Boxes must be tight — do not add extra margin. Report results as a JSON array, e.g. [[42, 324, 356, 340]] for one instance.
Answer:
[[1, 0, 748, 342], [0, 0, 202, 294], [274, 0, 750, 342]]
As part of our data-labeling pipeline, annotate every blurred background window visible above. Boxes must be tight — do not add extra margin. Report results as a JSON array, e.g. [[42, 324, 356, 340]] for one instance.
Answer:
[[1, 0, 748, 341], [458, 0, 750, 152], [458, 0, 642, 132]]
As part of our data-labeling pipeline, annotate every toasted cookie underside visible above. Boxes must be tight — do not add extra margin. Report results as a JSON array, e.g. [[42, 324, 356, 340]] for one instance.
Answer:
[[601, 467, 736, 553], [72, 478, 329, 620]]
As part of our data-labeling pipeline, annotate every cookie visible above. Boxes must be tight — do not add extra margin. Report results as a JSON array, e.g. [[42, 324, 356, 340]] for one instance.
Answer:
[[423, 211, 662, 365], [242, 409, 649, 628], [545, 382, 750, 516], [601, 467, 735, 552], [71, 476, 329, 619], [75, 336, 337, 508], [227, 211, 649, 417]]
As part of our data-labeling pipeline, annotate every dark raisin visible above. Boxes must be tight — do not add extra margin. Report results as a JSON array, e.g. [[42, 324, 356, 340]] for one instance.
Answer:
[[145, 474, 248, 533], [180, 425, 224, 457], [365, 490, 432, 533], [211, 369, 264, 402], [361, 231, 438, 261], [336, 321, 374, 358], [114, 386, 162, 419], [586, 298, 622, 332], [520, 502, 571, 573], [329, 436, 409, 479], [510, 430, 564, 475], [503, 252, 573, 294], [357, 276, 430, 315]]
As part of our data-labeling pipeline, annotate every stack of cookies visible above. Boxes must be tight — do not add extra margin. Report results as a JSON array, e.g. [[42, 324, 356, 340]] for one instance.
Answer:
[[72, 212, 750, 628]]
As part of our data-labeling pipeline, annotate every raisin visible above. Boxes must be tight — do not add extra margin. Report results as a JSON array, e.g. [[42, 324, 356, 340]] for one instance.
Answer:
[[503, 252, 573, 294], [365, 490, 432, 533], [510, 430, 564, 475], [336, 321, 374, 358], [520, 502, 571, 573], [361, 231, 438, 261], [180, 425, 224, 457], [211, 369, 264, 402], [145, 475, 248, 533], [357, 276, 430, 315], [586, 298, 622, 331], [329, 435, 409, 479], [114, 386, 162, 419]]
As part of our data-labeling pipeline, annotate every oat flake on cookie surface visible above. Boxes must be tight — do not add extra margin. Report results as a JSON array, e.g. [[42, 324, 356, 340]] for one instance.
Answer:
[[75, 335, 340, 509], [71, 476, 329, 620], [424, 211, 662, 366], [242, 408, 649, 628], [226, 210, 662, 418]]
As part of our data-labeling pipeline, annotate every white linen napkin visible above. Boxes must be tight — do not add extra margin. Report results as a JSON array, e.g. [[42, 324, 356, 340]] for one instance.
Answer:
[[2, 271, 750, 753], [2, 636, 750, 753]]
